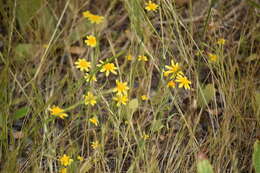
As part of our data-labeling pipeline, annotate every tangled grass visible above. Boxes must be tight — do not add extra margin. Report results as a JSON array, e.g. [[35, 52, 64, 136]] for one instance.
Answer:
[[0, 0, 259, 172]]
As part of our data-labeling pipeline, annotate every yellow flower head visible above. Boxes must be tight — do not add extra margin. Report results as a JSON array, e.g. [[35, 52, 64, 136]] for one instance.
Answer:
[[217, 38, 226, 45], [88, 14, 104, 24], [175, 74, 192, 90], [59, 154, 73, 167], [141, 95, 149, 101], [142, 133, 150, 140], [77, 156, 84, 161], [113, 80, 129, 95], [84, 73, 97, 82], [167, 81, 176, 88], [125, 54, 133, 61], [75, 58, 91, 72], [145, 1, 159, 11], [84, 92, 97, 106], [49, 106, 68, 119], [113, 95, 128, 106], [89, 117, 99, 126], [98, 60, 118, 77], [138, 55, 148, 61], [91, 140, 100, 150], [83, 11, 104, 24], [208, 53, 218, 62], [60, 168, 67, 173], [164, 60, 181, 78], [82, 11, 92, 18], [85, 35, 97, 47]]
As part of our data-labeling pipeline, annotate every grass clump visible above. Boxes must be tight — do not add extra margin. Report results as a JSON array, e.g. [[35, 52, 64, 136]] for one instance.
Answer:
[[0, 0, 259, 172]]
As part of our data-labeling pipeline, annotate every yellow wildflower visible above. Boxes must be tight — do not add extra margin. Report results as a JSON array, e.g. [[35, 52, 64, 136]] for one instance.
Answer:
[[175, 74, 192, 90], [98, 60, 118, 77], [75, 58, 91, 72], [142, 133, 149, 140], [91, 141, 100, 150], [84, 92, 97, 106], [88, 15, 104, 24], [125, 54, 133, 61], [145, 1, 159, 11], [113, 95, 128, 106], [208, 53, 218, 62], [138, 55, 148, 61], [217, 38, 226, 45], [89, 117, 99, 126], [141, 95, 149, 101], [167, 81, 176, 88], [60, 168, 67, 173], [59, 154, 73, 167], [113, 80, 129, 95], [77, 156, 84, 161], [85, 35, 97, 47], [164, 60, 181, 78], [82, 11, 104, 24], [82, 11, 92, 18], [84, 73, 97, 82], [49, 106, 68, 119]]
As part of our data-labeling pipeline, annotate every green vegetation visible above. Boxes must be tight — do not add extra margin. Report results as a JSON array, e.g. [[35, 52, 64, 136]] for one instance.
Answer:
[[0, 0, 259, 172]]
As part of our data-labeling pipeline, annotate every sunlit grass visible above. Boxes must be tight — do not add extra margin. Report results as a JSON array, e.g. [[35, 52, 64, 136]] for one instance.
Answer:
[[0, 0, 259, 172]]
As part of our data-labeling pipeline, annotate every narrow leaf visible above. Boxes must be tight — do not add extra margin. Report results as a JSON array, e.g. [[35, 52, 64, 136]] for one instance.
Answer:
[[128, 98, 139, 112], [197, 153, 214, 173], [253, 140, 260, 173], [198, 84, 215, 108], [13, 107, 29, 120]]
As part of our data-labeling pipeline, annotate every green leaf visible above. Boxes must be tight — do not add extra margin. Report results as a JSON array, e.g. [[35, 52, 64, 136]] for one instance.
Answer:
[[15, 44, 34, 59], [68, 21, 90, 43], [38, 8, 56, 38], [255, 91, 260, 109], [245, 54, 260, 62], [197, 155, 214, 173], [13, 107, 30, 120], [247, 0, 260, 9], [255, 91, 260, 119], [198, 84, 215, 108], [0, 114, 4, 128], [80, 159, 93, 173], [128, 98, 139, 112], [253, 140, 260, 173], [16, 0, 43, 30], [151, 119, 164, 133]]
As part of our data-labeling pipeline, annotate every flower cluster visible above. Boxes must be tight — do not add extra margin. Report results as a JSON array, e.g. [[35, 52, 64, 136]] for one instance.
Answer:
[[113, 80, 129, 106], [48, 3, 195, 170], [164, 60, 192, 90], [197, 38, 226, 63], [124, 54, 150, 62]]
